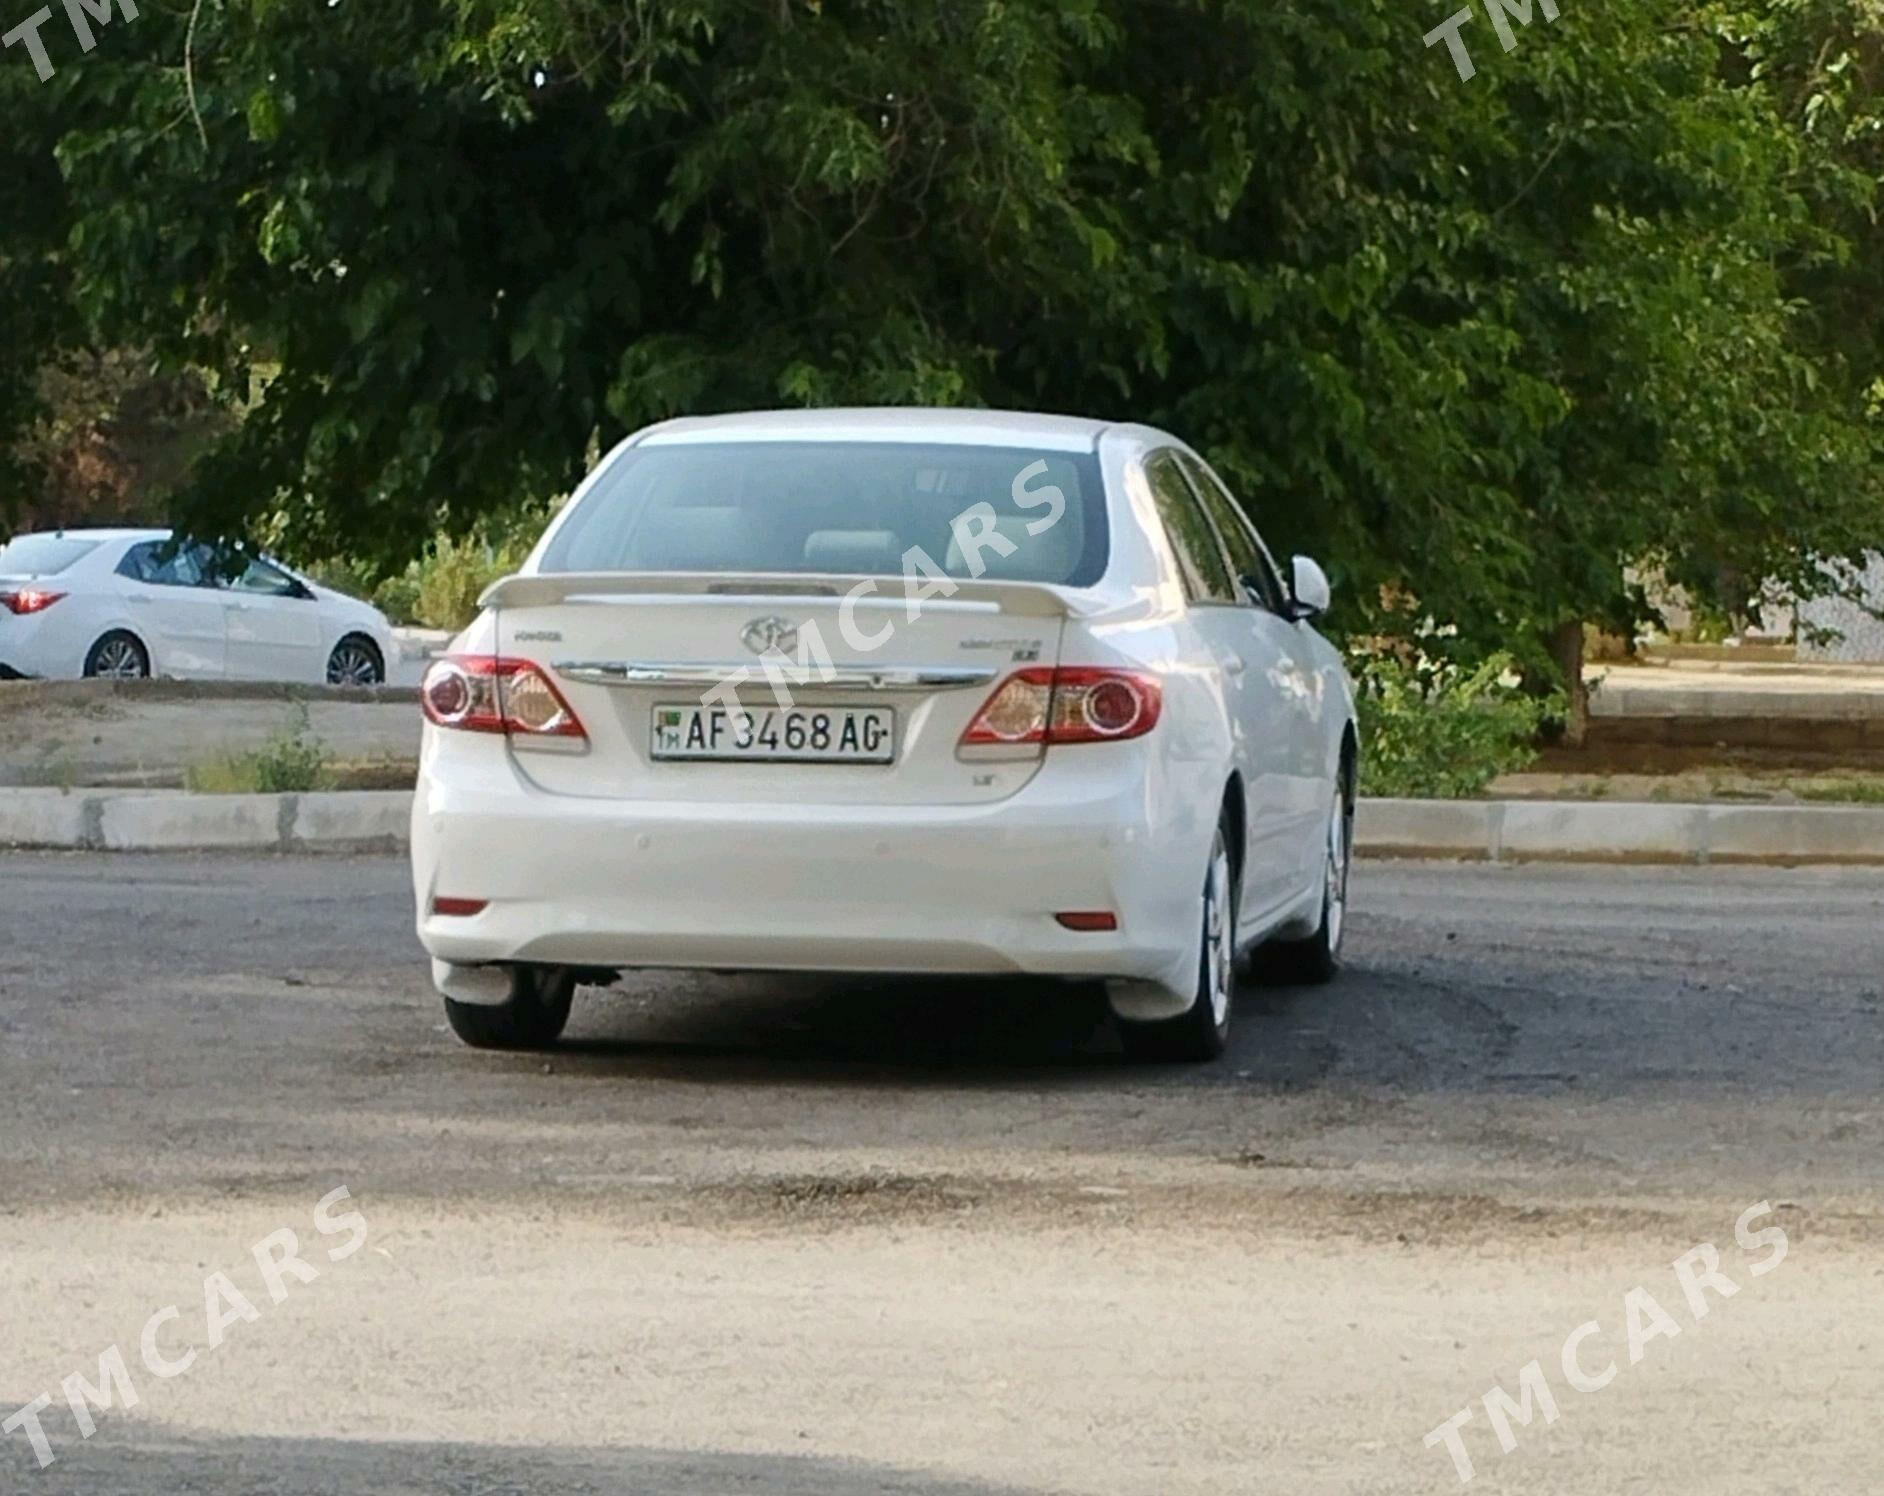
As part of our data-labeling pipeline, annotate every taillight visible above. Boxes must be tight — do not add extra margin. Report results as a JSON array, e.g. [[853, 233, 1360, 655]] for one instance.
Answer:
[[959, 668, 1162, 748], [421, 655, 585, 739], [0, 589, 65, 616]]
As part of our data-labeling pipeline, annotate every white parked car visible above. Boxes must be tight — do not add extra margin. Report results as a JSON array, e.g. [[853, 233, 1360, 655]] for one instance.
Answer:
[[412, 409, 1357, 1062], [0, 528, 393, 685]]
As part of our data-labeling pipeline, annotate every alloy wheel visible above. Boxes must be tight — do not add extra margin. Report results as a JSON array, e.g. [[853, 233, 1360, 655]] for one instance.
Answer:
[[1205, 834, 1234, 1029], [327, 641, 382, 686], [92, 638, 146, 678], [1325, 785, 1352, 955]]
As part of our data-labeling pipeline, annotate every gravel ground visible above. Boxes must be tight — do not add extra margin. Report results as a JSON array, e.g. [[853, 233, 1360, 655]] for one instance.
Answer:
[[0, 854, 1878, 1493]]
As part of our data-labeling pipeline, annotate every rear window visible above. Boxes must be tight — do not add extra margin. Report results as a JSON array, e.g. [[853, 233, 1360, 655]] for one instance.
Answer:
[[539, 440, 1108, 587], [0, 535, 100, 577]]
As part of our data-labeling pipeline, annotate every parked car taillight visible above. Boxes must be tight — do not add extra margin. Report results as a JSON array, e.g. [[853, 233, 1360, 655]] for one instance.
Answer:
[[960, 668, 1162, 747], [0, 588, 65, 616], [421, 655, 586, 740]]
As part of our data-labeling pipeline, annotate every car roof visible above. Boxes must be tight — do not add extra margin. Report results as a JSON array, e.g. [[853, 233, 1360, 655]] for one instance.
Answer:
[[6, 528, 168, 543], [633, 407, 1116, 453]]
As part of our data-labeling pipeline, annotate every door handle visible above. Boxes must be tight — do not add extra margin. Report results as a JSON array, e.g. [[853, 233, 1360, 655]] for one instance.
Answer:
[[1221, 654, 1247, 677], [127, 592, 152, 604]]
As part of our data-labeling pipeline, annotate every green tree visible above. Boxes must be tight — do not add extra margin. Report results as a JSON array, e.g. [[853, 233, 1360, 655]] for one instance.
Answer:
[[12, 348, 235, 530], [3, 0, 1879, 717]]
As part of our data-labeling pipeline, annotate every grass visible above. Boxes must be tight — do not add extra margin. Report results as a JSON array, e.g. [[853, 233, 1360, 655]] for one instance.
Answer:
[[183, 705, 333, 794], [184, 751, 333, 794], [1797, 779, 1884, 805]]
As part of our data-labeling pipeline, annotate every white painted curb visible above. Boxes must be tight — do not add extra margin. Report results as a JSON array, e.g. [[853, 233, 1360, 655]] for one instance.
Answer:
[[0, 790, 413, 853], [3, 791, 1883, 863], [1357, 798, 1884, 865]]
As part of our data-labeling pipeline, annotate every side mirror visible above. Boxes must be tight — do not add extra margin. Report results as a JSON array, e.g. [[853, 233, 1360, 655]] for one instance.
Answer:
[[1289, 555, 1331, 620]]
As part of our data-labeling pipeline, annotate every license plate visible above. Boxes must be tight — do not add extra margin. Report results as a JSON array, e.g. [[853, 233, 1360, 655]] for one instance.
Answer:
[[651, 704, 895, 763]]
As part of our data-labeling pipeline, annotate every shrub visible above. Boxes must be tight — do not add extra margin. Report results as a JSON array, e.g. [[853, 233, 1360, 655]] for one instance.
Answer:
[[296, 553, 380, 604], [369, 565, 422, 627], [413, 508, 553, 630], [294, 553, 422, 627], [185, 703, 331, 794], [289, 504, 555, 632], [412, 531, 517, 631], [1354, 652, 1553, 799]]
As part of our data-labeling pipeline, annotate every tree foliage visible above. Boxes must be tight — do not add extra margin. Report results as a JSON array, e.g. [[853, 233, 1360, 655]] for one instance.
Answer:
[[11, 348, 232, 529], [3, 0, 1881, 676]]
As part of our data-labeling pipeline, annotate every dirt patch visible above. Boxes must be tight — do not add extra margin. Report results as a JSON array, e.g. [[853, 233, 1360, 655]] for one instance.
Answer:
[[0, 681, 420, 787], [1501, 757, 1884, 802], [719, 1171, 993, 1223]]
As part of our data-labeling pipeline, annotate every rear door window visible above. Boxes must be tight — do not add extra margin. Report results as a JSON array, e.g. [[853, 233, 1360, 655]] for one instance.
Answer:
[[1180, 457, 1289, 614], [1144, 451, 1237, 604], [119, 541, 209, 587]]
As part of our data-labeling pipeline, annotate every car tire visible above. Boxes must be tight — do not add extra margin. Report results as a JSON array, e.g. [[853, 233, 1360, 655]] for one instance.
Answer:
[[1118, 819, 1235, 1064], [83, 630, 150, 680], [1264, 779, 1353, 986], [442, 966, 575, 1051], [326, 634, 385, 687]]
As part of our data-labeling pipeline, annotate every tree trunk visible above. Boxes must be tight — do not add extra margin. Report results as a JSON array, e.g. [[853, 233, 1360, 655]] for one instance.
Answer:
[[1549, 619, 1589, 748]]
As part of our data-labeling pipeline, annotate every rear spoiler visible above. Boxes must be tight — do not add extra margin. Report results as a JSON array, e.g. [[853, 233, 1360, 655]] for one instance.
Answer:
[[478, 570, 1088, 618]]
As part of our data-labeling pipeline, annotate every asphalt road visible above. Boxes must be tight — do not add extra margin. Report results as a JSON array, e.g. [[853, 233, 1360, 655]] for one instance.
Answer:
[[0, 853, 1878, 1494]]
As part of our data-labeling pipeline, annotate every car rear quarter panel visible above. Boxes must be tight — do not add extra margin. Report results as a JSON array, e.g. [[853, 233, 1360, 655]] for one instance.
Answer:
[[1085, 429, 1241, 896]]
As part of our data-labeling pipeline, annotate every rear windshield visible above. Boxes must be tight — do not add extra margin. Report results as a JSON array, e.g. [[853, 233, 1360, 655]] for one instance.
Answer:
[[539, 440, 1108, 587], [0, 535, 100, 577]]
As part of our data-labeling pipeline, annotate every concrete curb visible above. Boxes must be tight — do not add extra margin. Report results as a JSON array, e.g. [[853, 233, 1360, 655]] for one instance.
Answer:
[[0, 678, 418, 707], [0, 789, 413, 854], [1589, 689, 1884, 722], [1357, 798, 1884, 866], [4, 791, 1883, 864]]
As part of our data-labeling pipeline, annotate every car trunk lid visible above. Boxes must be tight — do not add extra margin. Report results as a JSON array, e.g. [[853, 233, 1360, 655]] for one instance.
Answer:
[[484, 571, 1076, 805]]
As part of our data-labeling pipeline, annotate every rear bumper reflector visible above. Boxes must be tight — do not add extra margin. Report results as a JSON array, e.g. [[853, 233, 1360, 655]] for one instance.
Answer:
[[1055, 912, 1119, 932], [432, 897, 490, 917]]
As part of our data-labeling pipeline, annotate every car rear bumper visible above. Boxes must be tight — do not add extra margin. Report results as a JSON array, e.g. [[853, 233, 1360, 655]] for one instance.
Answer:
[[411, 744, 1207, 1002], [0, 597, 107, 679], [0, 616, 59, 678]]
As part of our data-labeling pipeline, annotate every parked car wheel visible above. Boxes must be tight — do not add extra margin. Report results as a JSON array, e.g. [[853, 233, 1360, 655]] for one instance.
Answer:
[[1265, 779, 1353, 985], [442, 966, 575, 1051], [83, 630, 149, 680], [326, 634, 385, 687], [1117, 820, 1235, 1064]]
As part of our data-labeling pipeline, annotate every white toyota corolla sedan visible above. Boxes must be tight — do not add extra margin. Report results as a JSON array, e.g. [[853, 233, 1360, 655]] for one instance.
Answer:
[[0, 528, 394, 685], [412, 409, 1357, 1062]]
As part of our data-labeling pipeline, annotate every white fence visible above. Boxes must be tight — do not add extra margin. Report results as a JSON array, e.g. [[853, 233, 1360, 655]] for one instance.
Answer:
[[1797, 554, 1884, 663]]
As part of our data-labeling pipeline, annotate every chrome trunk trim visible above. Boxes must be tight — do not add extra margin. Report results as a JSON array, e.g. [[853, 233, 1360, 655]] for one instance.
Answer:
[[553, 661, 1000, 692]]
